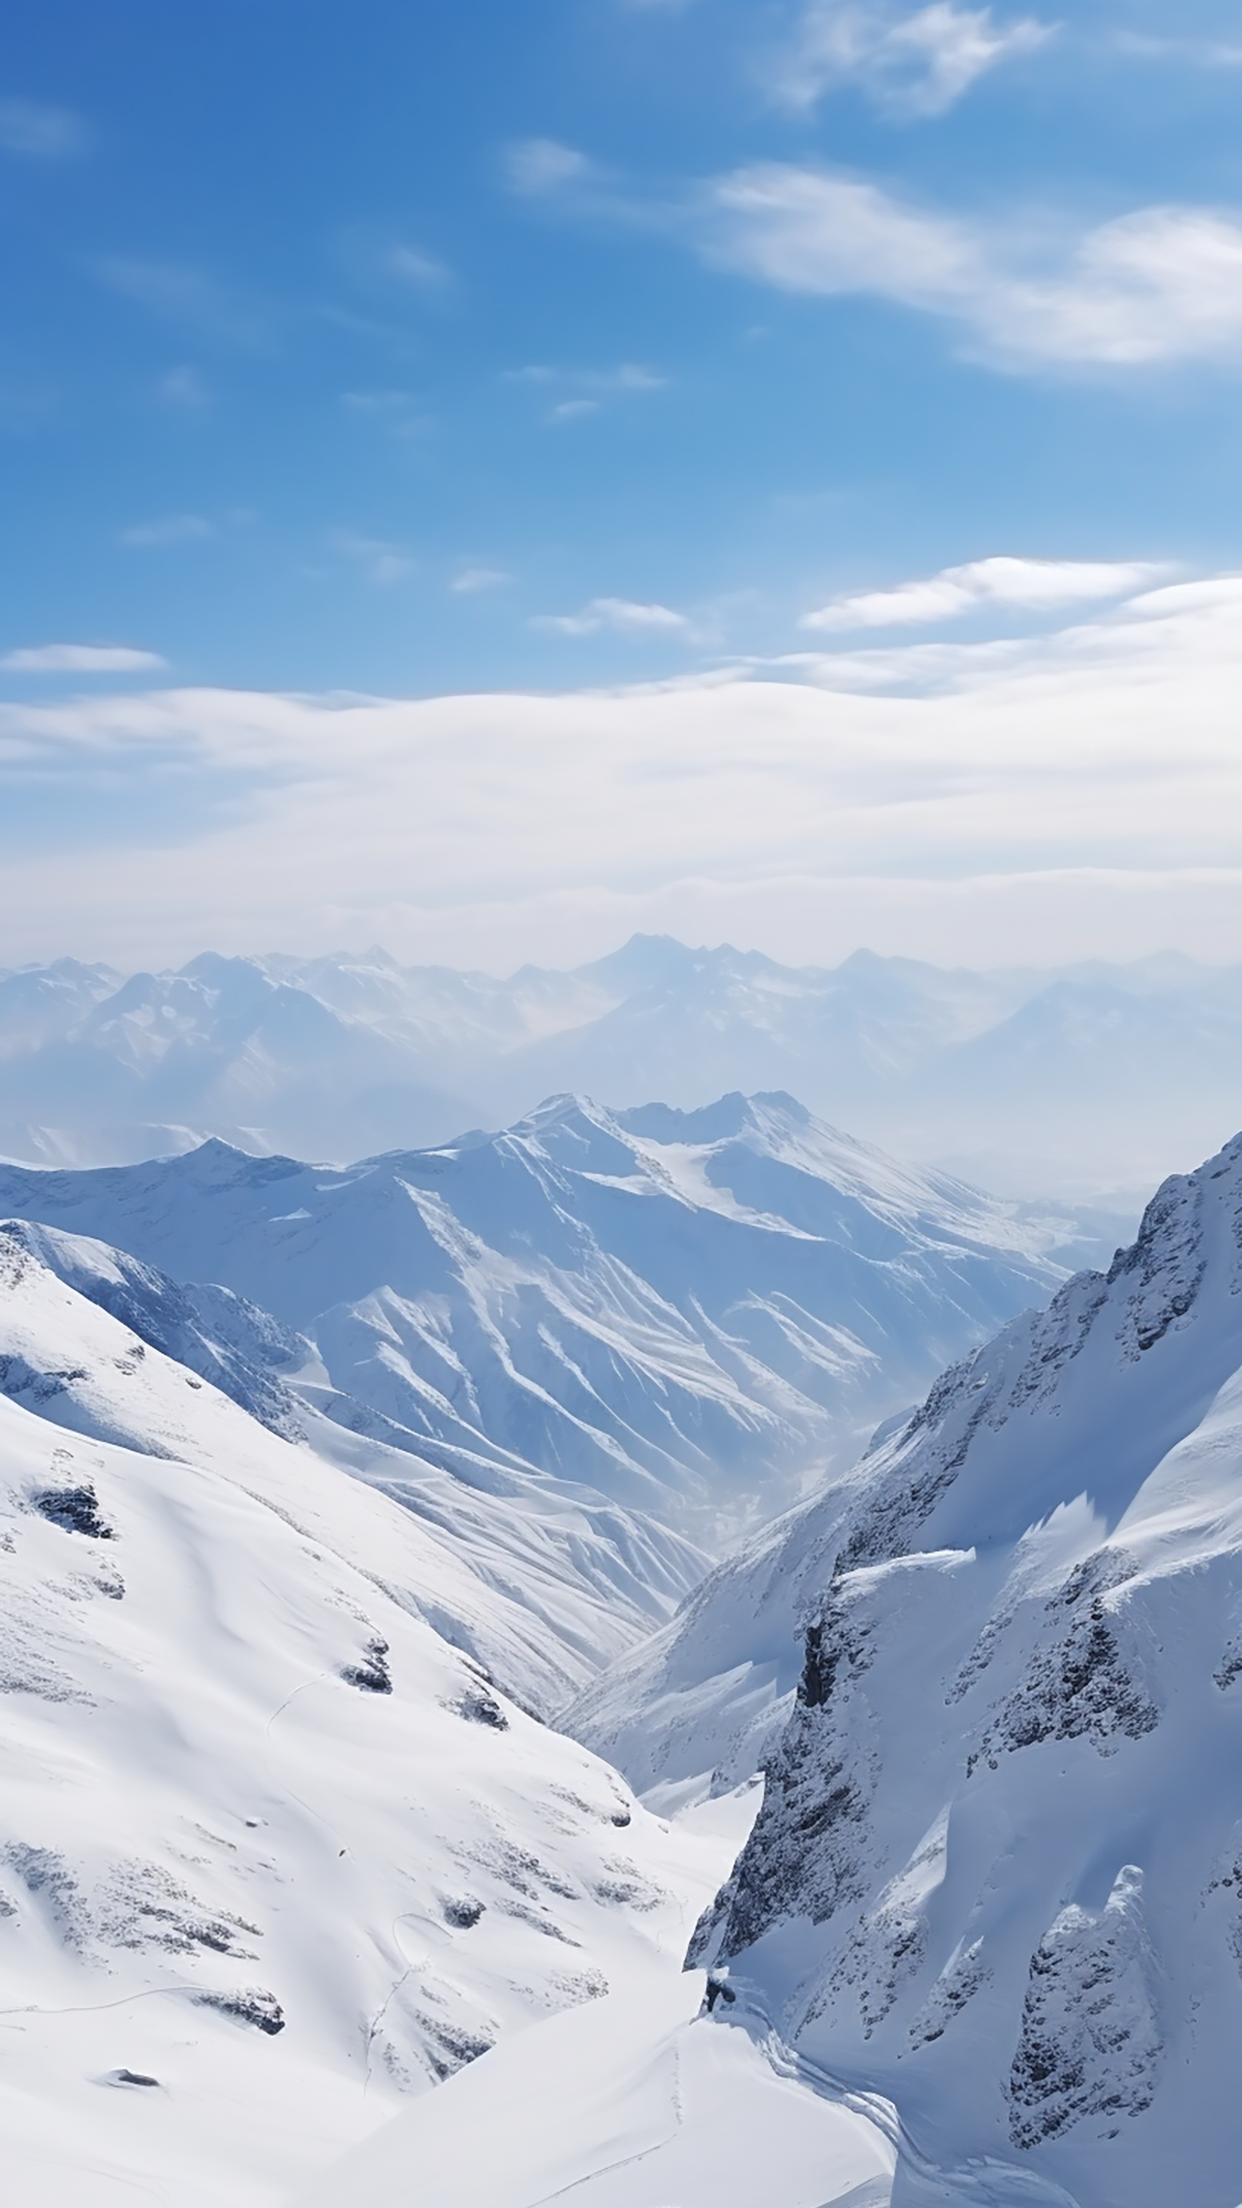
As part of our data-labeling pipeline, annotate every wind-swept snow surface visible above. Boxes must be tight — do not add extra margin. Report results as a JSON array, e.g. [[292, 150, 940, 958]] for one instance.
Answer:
[[678, 1132, 1242, 2207], [0, 1091, 1073, 1554], [293, 1971, 897, 2208], [0, 1240, 747, 2206]]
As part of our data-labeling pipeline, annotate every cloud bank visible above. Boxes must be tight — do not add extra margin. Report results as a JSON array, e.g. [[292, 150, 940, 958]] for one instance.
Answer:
[[700, 165, 1242, 368], [0, 576, 1237, 975]]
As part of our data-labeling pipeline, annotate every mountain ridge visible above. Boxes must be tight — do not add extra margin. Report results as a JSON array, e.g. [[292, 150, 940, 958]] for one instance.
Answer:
[[2, 935, 1238, 1201]]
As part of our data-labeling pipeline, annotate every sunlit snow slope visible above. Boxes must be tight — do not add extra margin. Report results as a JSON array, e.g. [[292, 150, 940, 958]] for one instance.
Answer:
[[680, 1132, 1242, 2208], [0, 1236, 744, 2208], [0, 1216, 699, 1715], [0, 1091, 1075, 1555], [292, 1970, 897, 2208]]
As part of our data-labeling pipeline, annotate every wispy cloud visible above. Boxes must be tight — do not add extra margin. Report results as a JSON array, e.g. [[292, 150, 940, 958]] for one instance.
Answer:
[[333, 227, 453, 299], [699, 164, 1242, 368], [119, 513, 213, 549], [533, 596, 691, 637], [509, 359, 667, 425], [0, 98, 86, 158], [1112, 30, 1242, 67], [95, 257, 271, 348], [387, 242, 451, 291], [332, 530, 415, 585], [504, 138, 595, 195], [2, 643, 166, 674], [451, 567, 510, 594], [802, 555, 1167, 630], [771, 2, 1052, 117]]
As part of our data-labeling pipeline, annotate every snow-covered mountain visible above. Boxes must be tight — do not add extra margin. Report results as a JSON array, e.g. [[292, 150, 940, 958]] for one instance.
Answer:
[[0, 1216, 702, 1719], [0, 1235, 752, 2207], [2, 936, 1238, 1203], [0, 1092, 1079, 1556], [618, 1132, 1242, 2206]]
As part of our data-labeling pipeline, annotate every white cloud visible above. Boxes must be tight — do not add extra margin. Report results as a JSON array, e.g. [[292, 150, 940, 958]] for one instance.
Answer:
[[119, 514, 213, 549], [386, 243, 451, 291], [0, 577, 1237, 972], [699, 163, 1242, 369], [533, 597, 691, 636], [774, 1, 1052, 117], [525, 362, 666, 422], [451, 567, 511, 594], [1, 644, 166, 674], [504, 139, 593, 195], [0, 98, 85, 158], [803, 555, 1167, 630]]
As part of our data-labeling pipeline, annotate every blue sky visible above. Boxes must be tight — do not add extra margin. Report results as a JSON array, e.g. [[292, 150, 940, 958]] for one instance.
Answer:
[[1, 2, 1240, 978], [3, 0, 1242, 696]]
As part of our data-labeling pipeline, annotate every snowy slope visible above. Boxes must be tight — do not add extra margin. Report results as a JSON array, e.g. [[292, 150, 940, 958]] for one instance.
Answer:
[[0, 1092, 1073, 1552], [292, 1969, 897, 2208], [0, 1242, 750, 2208], [0, 1220, 703, 1717], [675, 1132, 1242, 2207], [3, 936, 1238, 1202]]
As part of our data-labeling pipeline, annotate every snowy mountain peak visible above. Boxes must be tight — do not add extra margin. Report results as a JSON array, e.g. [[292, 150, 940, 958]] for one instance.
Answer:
[[674, 1129, 1242, 2207]]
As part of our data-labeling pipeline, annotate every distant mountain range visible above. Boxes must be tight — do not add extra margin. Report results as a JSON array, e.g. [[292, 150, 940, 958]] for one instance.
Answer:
[[1, 936, 1238, 1202], [0, 1092, 1080, 1567]]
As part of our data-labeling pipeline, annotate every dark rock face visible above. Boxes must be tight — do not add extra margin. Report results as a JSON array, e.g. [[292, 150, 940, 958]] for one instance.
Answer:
[[442, 1896, 485, 1929], [192, 1987, 285, 2034], [970, 1552, 1159, 1771], [32, 1482, 113, 1539], [1008, 1868, 1160, 2148], [341, 1636, 392, 1693], [690, 1591, 876, 1965], [454, 1684, 508, 1730]]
